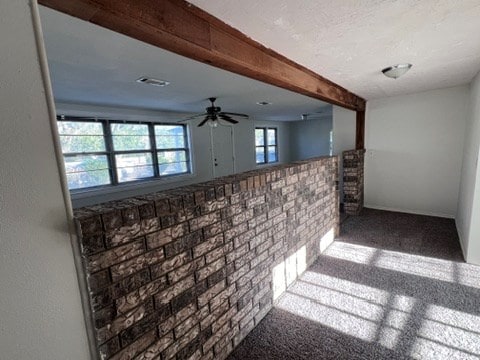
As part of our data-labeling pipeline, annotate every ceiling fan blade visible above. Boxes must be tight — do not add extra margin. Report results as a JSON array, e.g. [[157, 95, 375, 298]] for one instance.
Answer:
[[221, 111, 249, 118], [197, 117, 210, 127], [178, 113, 208, 123], [219, 114, 238, 124]]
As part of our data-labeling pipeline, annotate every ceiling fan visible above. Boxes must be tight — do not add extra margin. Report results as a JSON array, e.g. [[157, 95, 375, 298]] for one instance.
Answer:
[[179, 97, 248, 127]]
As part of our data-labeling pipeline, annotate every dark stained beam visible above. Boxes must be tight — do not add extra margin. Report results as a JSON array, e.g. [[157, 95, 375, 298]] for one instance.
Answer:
[[38, 0, 366, 111], [356, 110, 365, 150]]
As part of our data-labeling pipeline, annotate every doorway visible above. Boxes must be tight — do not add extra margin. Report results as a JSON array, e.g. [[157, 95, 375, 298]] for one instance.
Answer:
[[210, 124, 235, 178]]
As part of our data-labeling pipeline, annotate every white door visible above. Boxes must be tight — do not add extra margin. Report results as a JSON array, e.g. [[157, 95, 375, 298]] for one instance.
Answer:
[[210, 124, 235, 178]]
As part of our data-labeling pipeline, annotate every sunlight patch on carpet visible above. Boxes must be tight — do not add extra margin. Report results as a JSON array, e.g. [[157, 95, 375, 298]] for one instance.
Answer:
[[276, 292, 379, 342], [324, 242, 480, 289], [272, 245, 307, 300], [273, 241, 480, 359]]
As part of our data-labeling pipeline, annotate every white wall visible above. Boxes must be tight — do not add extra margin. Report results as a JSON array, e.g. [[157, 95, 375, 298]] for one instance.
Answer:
[[0, 2, 90, 359], [332, 105, 356, 204], [365, 85, 468, 218], [456, 71, 480, 264], [289, 116, 332, 161]]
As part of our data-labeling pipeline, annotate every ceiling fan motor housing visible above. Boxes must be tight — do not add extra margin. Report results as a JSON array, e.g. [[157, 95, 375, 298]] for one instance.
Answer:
[[207, 106, 221, 113]]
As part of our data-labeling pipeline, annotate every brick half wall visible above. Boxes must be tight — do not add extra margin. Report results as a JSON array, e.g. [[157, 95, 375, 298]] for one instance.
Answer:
[[74, 156, 339, 360]]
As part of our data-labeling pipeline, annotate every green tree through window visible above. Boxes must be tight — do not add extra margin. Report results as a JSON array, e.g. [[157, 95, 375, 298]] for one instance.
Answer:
[[58, 121, 110, 189], [57, 118, 190, 190]]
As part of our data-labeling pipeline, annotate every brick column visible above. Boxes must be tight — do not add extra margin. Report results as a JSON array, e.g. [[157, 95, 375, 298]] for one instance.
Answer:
[[343, 149, 365, 215]]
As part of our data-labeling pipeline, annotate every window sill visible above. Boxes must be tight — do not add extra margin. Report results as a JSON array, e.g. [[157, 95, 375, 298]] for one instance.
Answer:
[[70, 172, 197, 203], [256, 161, 279, 168]]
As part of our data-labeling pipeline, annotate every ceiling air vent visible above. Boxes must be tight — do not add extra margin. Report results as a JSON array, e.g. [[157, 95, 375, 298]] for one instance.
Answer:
[[136, 77, 170, 87]]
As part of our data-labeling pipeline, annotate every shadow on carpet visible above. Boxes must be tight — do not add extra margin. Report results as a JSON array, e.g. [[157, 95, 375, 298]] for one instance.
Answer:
[[228, 307, 408, 360], [228, 209, 480, 360], [338, 208, 464, 261]]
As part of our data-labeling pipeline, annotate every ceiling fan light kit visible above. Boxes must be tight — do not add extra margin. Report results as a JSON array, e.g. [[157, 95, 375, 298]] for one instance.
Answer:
[[208, 119, 218, 128], [179, 97, 249, 127], [382, 63, 412, 79]]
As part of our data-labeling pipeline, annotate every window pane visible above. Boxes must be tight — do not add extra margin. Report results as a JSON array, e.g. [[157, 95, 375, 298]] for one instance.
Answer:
[[58, 121, 103, 135], [256, 147, 265, 164], [67, 170, 111, 190], [111, 123, 149, 135], [155, 125, 185, 136], [115, 153, 153, 182], [255, 129, 265, 146], [155, 135, 185, 149], [158, 150, 186, 164], [158, 151, 188, 175], [58, 121, 105, 153], [268, 146, 277, 162], [60, 135, 105, 153], [112, 135, 151, 151], [64, 154, 109, 173], [267, 129, 277, 145], [111, 123, 151, 151], [159, 162, 188, 176], [64, 155, 110, 189]]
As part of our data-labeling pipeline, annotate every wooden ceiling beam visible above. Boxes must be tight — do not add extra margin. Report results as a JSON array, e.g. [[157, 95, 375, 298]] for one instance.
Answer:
[[38, 0, 366, 111], [356, 110, 365, 150]]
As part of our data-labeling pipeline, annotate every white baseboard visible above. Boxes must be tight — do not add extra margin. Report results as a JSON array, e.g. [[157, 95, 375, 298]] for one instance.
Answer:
[[364, 204, 455, 219]]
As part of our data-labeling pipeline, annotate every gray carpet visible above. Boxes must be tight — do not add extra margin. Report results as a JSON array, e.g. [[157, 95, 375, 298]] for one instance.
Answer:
[[228, 208, 480, 360]]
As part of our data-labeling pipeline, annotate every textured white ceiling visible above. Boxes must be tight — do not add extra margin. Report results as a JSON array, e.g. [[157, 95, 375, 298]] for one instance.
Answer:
[[190, 0, 480, 99], [39, 6, 330, 121]]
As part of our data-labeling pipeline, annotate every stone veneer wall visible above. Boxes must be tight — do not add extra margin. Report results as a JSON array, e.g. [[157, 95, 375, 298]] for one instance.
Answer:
[[343, 149, 366, 215], [74, 156, 339, 360]]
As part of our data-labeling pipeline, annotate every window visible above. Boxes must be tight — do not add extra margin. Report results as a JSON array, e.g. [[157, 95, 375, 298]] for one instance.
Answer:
[[58, 121, 110, 190], [57, 117, 190, 190], [111, 123, 154, 183], [255, 127, 278, 164], [155, 125, 189, 176]]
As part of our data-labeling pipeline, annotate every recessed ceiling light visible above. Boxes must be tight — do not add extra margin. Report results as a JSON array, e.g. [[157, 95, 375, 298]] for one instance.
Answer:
[[136, 77, 170, 87], [382, 64, 412, 79], [256, 101, 271, 105]]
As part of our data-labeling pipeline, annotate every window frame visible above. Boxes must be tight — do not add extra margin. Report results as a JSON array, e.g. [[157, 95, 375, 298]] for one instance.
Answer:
[[109, 120, 156, 184], [58, 118, 112, 190], [255, 127, 278, 165], [57, 116, 192, 192], [154, 124, 191, 178]]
